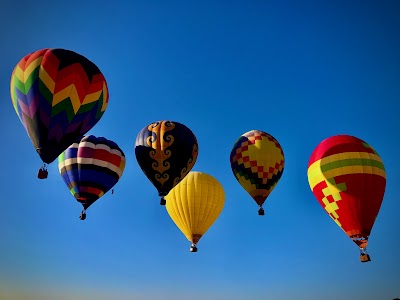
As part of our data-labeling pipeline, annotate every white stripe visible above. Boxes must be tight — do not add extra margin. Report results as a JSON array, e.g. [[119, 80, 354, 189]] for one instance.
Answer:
[[74, 157, 124, 177], [78, 141, 96, 149], [61, 157, 78, 167], [95, 143, 111, 151], [77, 157, 94, 164]]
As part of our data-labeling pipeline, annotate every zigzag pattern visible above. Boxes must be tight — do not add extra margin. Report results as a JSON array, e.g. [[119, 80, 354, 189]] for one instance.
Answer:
[[11, 50, 108, 122], [231, 161, 284, 191], [230, 130, 285, 204], [10, 48, 109, 163]]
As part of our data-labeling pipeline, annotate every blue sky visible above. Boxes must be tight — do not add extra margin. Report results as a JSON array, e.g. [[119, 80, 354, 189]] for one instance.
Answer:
[[1, 1, 399, 299]]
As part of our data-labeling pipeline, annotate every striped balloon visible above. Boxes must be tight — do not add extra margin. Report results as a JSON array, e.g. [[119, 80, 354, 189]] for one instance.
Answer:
[[307, 135, 386, 262], [230, 130, 285, 215], [58, 135, 125, 218], [11, 48, 108, 165]]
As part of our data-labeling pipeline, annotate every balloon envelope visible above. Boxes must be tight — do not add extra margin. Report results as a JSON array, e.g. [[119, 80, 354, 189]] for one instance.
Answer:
[[135, 120, 198, 200], [58, 135, 126, 211], [11, 48, 108, 164], [165, 171, 225, 248], [230, 130, 284, 211], [307, 134, 386, 252]]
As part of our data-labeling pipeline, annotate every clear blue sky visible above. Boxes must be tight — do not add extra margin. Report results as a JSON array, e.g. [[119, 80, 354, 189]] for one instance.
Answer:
[[1, 1, 399, 299]]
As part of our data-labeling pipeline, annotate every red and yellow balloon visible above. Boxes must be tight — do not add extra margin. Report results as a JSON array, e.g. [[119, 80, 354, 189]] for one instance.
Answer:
[[307, 135, 386, 262]]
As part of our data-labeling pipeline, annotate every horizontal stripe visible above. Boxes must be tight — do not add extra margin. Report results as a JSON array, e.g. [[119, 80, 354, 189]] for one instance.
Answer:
[[80, 142, 114, 152], [308, 165, 386, 189], [308, 135, 377, 165], [308, 152, 384, 179], [78, 141, 96, 149], [60, 161, 123, 179], [308, 158, 385, 181], [58, 157, 77, 172], [61, 169, 119, 191], [76, 186, 104, 197], [312, 152, 382, 168], [77, 147, 95, 158]]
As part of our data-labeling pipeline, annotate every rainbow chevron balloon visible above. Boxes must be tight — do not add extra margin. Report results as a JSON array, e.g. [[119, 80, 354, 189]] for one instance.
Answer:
[[10, 48, 109, 164]]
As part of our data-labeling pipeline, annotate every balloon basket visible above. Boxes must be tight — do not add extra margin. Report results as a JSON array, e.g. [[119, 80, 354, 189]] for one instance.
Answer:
[[360, 254, 371, 263], [79, 210, 86, 220], [160, 197, 166, 205], [37, 166, 48, 179], [258, 207, 265, 216], [190, 244, 198, 252]]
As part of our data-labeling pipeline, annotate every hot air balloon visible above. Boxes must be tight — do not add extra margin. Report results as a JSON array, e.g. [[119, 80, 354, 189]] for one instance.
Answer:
[[58, 135, 125, 220], [165, 171, 225, 252], [307, 135, 386, 262], [230, 130, 285, 215], [10, 48, 108, 179], [135, 120, 198, 205]]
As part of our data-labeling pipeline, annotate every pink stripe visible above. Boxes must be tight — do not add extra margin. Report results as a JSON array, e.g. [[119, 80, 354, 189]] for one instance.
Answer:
[[18, 95, 39, 119], [78, 146, 95, 158]]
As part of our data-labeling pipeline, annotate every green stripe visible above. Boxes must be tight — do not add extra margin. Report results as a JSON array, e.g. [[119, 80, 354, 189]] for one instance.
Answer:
[[320, 158, 385, 173], [12, 67, 40, 96], [24, 67, 40, 92], [12, 76, 27, 95], [69, 187, 77, 196], [51, 97, 75, 122], [58, 152, 65, 163], [77, 100, 97, 114], [39, 79, 54, 105], [11, 82, 18, 112], [95, 91, 105, 118]]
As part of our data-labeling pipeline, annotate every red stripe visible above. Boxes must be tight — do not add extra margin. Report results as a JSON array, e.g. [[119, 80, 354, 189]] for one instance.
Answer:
[[78, 146, 95, 158], [93, 148, 122, 166], [80, 186, 102, 196], [21, 49, 48, 71], [41, 50, 59, 80], [54, 64, 91, 100], [308, 135, 376, 166]]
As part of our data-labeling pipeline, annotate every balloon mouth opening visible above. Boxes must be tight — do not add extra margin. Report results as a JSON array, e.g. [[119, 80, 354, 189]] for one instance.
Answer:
[[252, 195, 267, 206], [36, 146, 60, 164], [192, 234, 202, 245], [351, 235, 369, 249]]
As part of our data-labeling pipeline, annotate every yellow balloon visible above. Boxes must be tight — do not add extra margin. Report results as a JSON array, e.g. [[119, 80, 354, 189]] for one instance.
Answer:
[[165, 171, 225, 252]]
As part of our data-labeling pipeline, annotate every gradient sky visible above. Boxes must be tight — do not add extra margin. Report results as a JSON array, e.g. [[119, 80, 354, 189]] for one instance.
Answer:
[[1, 1, 399, 299]]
